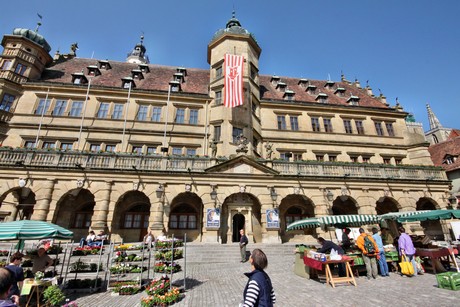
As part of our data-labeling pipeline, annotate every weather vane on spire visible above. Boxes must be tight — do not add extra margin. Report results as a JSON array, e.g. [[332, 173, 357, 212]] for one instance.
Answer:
[[35, 13, 43, 32]]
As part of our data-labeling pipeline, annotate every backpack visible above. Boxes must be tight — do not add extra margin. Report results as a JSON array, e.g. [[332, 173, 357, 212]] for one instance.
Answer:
[[363, 235, 375, 254]]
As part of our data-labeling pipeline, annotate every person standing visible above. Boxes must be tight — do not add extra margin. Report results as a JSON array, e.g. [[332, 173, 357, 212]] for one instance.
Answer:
[[356, 228, 379, 279], [398, 226, 417, 276], [241, 249, 276, 307], [30, 247, 53, 274], [5, 253, 24, 305], [372, 227, 390, 276], [341, 228, 352, 251], [240, 229, 248, 263], [381, 227, 394, 246], [317, 237, 346, 277]]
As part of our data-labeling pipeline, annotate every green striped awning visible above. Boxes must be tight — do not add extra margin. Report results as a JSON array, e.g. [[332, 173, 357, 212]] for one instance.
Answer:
[[0, 220, 73, 241], [318, 214, 380, 227], [286, 217, 321, 231], [396, 209, 460, 223], [379, 210, 431, 221]]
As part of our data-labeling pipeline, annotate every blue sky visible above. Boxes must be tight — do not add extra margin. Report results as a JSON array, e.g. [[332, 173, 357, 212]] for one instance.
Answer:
[[2, 0, 459, 132]]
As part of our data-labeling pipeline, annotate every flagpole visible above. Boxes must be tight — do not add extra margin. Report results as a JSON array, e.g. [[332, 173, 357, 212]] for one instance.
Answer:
[[76, 77, 92, 151], [121, 82, 132, 153], [161, 84, 172, 154], [34, 87, 50, 148]]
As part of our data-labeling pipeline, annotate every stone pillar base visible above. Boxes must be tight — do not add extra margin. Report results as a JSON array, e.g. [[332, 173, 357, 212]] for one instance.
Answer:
[[261, 230, 281, 244], [202, 229, 221, 243]]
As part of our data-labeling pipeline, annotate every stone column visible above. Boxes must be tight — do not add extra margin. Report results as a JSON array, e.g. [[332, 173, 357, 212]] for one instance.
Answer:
[[31, 179, 56, 221], [150, 187, 166, 235], [91, 181, 113, 232]]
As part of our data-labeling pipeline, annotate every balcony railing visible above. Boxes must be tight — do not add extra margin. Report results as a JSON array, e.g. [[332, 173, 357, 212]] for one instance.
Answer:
[[0, 148, 448, 181]]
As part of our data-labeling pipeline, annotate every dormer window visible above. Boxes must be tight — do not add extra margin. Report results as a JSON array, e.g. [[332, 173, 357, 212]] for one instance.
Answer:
[[131, 69, 144, 80], [334, 87, 346, 97], [87, 65, 101, 76], [283, 90, 295, 101], [169, 80, 181, 92], [347, 95, 360, 106], [98, 60, 111, 70], [324, 80, 335, 90], [276, 82, 286, 92], [176, 67, 187, 77], [174, 73, 184, 83], [443, 155, 457, 165], [298, 78, 308, 87], [271, 75, 280, 86], [316, 93, 328, 103], [139, 64, 150, 73], [121, 77, 136, 89], [71, 72, 88, 85], [306, 84, 317, 95]]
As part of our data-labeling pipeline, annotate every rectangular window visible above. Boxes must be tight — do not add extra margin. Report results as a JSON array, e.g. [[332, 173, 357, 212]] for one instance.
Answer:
[[170, 215, 178, 229], [1, 60, 11, 70], [186, 148, 196, 156], [24, 141, 35, 148], [112, 103, 123, 119], [69, 101, 83, 117], [329, 155, 337, 162], [323, 118, 333, 133], [375, 122, 384, 136], [53, 100, 67, 116], [137, 105, 148, 121], [232, 127, 243, 143], [42, 142, 55, 149], [97, 102, 109, 118], [395, 158, 402, 165], [383, 158, 391, 165], [0, 94, 15, 112], [280, 152, 292, 161], [355, 120, 365, 135], [350, 156, 358, 163], [175, 108, 185, 123], [60, 143, 73, 150], [105, 145, 116, 152], [215, 91, 222, 105], [316, 155, 324, 162], [293, 153, 302, 161], [277, 115, 286, 130], [35, 99, 51, 115], [189, 109, 198, 125], [147, 147, 157, 154], [89, 144, 101, 152], [290, 116, 299, 131], [385, 123, 395, 137], [215, 66, 222, 79], [14, 63, 27, 75], [214, 125, 221, 141], [343, 119, 353, 134], [172, 147, 182, 155], [132, 146, 143, 154], [151, 107, 161, 122], [311, 117, 320, 132], [362, 157, 370, 163]]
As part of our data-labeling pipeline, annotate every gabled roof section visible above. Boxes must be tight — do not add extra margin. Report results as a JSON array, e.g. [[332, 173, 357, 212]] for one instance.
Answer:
[[205, 155, 279, 175], [428, 135, 460, 172]]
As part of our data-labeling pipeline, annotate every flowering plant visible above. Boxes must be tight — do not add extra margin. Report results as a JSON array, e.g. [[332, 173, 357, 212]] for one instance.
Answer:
[[155, 239, 183, 249], [153, 262, 181, 273], [118, 284, 141, 295], [141, 287, 182, 307], [62, 301, 78, 307], [145, 276, 170, 296], [34, 271, 44, 281]]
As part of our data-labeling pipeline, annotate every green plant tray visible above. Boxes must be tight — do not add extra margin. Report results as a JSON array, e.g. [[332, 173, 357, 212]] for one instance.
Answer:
[[436, 272, 460, 291]]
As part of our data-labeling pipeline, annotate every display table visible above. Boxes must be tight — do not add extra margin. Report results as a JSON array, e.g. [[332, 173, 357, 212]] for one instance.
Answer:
[[22, 279, 52, 307], [303, 256, 356, 288], [416, 248, 458, 273]]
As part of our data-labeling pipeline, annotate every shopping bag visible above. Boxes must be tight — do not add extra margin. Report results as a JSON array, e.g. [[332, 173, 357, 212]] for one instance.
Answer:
[[399, 255, 414, 276]]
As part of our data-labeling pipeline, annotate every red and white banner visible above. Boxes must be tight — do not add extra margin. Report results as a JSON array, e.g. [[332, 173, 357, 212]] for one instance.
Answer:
[[224, 54, 244, 107]]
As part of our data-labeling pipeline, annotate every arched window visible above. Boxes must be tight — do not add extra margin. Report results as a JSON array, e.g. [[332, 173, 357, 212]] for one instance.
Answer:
[[285, 206, 308, 225], [169, 203, 197, 229], [73, 204, 94, 228], [123, 204, 149, 229]]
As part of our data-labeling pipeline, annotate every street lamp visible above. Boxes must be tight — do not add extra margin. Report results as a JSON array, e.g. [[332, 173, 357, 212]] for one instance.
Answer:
[[326, 190, 334, 202], [156, 184, 165, 199], [270, 187, 278, 202], [448, 194, 457, 206]]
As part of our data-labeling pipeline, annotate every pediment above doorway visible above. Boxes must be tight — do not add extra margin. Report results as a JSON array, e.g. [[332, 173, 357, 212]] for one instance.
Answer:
[[205, 155, 279, 175]]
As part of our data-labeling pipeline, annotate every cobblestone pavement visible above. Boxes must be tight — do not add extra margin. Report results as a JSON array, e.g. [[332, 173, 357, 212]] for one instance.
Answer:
[[67, 250, 459, 307]]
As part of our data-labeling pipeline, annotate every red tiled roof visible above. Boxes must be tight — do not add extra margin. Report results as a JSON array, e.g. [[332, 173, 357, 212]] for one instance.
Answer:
[[449, 129, 460, 138], [37, 58, 390, 109], [428, 136, 460, 172]]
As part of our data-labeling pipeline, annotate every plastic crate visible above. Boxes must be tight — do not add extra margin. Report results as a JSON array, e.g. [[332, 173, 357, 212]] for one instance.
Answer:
[[436, 272, 460, 290]]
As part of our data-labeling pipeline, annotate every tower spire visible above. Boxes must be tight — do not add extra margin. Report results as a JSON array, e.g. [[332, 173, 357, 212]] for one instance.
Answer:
[[426, 103, 442, 130]]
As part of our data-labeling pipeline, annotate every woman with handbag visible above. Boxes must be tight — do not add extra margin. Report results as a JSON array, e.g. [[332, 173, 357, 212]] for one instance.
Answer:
[[397, 227, 417, 276]]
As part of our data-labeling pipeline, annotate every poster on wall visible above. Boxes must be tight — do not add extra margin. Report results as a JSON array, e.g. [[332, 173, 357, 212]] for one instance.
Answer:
[[206, 208, 220, 228], [266, 209, 279, 228]]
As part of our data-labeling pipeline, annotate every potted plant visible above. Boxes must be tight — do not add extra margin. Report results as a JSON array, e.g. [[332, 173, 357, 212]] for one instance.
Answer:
[[43, 285, 65, 307]]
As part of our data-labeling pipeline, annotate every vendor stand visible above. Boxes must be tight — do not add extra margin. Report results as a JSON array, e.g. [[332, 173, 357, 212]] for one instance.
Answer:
[[303, 253, 356, 288]]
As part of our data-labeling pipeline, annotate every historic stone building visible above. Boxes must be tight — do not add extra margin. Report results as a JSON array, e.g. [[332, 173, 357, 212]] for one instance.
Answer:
[[0, 15, 453, 244]]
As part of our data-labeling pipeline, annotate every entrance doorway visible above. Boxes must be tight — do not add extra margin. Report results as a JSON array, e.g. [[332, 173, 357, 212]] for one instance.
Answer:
[[232, 213, 245, 242]]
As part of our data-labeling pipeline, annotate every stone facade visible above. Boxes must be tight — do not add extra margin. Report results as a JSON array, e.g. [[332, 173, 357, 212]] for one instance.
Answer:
[[0, 15, 453, 244]]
